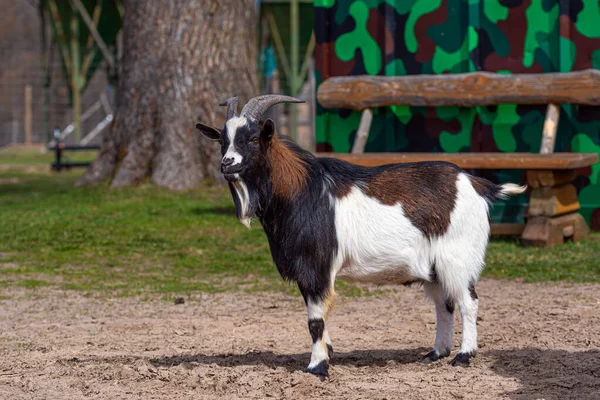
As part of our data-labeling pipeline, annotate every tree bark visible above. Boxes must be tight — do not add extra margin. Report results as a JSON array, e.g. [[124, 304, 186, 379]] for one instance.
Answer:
[[78, 0, 258, 190]]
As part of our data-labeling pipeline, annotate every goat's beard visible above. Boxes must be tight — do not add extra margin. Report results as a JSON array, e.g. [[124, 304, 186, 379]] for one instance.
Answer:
[[228, 179, 259, 229]]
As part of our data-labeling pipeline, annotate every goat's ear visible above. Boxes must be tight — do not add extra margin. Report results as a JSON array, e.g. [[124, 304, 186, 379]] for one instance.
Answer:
[[195, 122, 221, 141], [261, 119, 276, 142]]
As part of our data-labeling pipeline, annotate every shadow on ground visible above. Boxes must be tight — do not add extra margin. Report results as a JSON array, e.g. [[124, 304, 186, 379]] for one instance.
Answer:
[[62, 348, 428, 373], [150, 348, 429, 372], [487, 348, 600, 400]]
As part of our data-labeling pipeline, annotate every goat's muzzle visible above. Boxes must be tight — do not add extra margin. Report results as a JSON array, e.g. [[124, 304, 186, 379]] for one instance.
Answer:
[[221, 159, 243, 181], [221, 160, 243, 173]]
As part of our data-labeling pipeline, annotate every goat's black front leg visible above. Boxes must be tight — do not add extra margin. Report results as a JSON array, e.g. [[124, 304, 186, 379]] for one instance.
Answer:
[[304, 292, 335, 377]]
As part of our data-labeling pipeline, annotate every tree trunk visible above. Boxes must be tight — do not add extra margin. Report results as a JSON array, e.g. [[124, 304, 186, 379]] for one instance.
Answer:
[[77, 0, 258, 190]]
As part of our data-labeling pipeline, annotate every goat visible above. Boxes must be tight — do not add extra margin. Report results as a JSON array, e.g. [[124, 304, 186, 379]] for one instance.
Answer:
[[196, 95, 526, 377]]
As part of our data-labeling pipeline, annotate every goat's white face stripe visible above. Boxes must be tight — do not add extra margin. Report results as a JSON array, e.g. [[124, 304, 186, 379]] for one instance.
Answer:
[[223, 117, 248, 166]]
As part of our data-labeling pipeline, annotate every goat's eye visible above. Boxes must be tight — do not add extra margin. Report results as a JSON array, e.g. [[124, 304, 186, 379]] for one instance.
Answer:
[[249, 137, 259, 144]]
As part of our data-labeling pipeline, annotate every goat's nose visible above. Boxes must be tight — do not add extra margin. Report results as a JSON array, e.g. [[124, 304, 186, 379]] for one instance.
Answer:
[[222, 157, 234, 167]]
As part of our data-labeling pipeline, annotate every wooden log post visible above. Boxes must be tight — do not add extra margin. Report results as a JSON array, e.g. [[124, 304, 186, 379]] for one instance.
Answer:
[[540, 104, 560, 154], [351, 108, 373, 154]]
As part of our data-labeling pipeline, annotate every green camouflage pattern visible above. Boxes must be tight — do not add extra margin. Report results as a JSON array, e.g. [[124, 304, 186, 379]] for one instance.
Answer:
[[314, 0, 600, 229]]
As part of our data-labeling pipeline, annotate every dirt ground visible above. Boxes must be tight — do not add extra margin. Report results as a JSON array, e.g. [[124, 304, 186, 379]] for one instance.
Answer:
[[1, 279, 599, 400]]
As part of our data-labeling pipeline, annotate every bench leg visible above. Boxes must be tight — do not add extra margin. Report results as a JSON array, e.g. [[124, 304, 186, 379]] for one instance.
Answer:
[[521, 213, 589, 247], [521, 170, 590, 248]]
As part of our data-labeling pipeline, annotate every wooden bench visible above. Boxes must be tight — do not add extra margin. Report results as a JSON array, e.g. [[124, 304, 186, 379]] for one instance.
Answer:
[[317, 69, 600, 247]]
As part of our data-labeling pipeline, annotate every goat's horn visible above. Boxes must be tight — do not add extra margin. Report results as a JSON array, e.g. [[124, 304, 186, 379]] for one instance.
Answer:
[[241, 95, 304, 122], [219, 96, 239, 120]]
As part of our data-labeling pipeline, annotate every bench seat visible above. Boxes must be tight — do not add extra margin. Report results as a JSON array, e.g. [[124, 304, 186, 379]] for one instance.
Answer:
[[316, 152, 598, 170]]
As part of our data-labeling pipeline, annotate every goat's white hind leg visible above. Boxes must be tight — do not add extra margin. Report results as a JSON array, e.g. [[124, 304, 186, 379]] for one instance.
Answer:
[[450, 283, 479, 367], [421, 282, 454, 363]]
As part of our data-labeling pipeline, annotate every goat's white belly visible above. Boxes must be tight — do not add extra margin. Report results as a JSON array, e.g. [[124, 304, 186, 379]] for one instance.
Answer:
[[332, 187, 432, 285], [336, 261, 415, 284]]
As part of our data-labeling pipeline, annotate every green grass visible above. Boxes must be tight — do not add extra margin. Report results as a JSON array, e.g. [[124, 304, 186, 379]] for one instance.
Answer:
[[0, 170, 598, 298], [485, 235, 600, 282], [0, 171, 291, 297], [0, 147, 97, 166]]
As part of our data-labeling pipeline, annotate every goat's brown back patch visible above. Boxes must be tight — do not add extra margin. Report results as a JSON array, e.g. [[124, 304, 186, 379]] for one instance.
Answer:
[[363, 162, 460, 238], [269, 135, 308, 199]]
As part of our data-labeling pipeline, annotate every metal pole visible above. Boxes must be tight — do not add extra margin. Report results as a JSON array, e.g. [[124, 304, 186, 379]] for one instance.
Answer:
[[290, 0, 299, 141], [53, 127, 61, 171], [70, 8, 82, 144]]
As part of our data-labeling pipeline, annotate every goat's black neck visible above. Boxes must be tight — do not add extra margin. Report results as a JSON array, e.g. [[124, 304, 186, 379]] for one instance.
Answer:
[[248, 150, 335, 298]]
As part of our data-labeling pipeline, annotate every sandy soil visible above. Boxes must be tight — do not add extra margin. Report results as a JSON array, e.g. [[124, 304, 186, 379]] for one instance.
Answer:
[[1, 279, 599, 400]]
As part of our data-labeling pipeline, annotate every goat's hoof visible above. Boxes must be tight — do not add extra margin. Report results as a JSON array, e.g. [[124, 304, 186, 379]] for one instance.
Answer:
[[327, 344, 334, 359], [306, 360, 329, 378], [449, 352, 474, 367], [420, 349, 449, 364]]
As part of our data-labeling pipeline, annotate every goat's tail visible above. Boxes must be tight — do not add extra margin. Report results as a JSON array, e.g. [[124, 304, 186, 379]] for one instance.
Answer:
[[496, 183, 528, 200], [470, 176, 527, 205]]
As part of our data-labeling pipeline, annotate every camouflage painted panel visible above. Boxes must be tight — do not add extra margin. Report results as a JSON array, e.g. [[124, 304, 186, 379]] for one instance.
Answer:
[[314, 0, 600, 229]]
